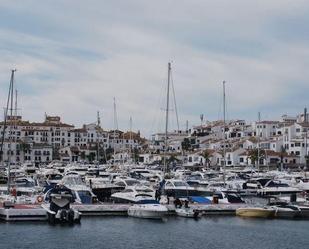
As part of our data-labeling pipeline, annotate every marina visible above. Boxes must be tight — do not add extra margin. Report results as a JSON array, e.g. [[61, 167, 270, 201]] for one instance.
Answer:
[[1, 1, 309, 249]]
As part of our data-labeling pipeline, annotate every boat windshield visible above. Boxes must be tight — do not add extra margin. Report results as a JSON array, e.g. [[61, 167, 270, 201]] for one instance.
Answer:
[[77, 190, 92, 197], [125, 180, 139, 186], [174, 181, 189, 187], [63, 176, 84, 185], [136, 189, 153, 193], [188, 175, 202, 181]]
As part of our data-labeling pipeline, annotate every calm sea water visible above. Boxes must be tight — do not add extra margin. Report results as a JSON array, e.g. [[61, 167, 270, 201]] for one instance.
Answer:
[[1, 217, 309, 249]]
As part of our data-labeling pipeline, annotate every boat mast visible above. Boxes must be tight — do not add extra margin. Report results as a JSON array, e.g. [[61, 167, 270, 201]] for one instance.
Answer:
[[96, 111, 100, 164], [7, 69, 16, 194], [129, 116, 133, 162], [113, 97, 117, 165], [0, 70, 15, 165], [304, 107, 308, 168], [257, 112, 261, 173], [164, 62, 171, 174], [223, 81, 226, 186]]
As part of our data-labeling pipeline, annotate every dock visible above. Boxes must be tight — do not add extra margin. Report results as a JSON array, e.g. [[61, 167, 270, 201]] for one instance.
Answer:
[[2, 202, 309, 222], [0, 203, 249, 221]]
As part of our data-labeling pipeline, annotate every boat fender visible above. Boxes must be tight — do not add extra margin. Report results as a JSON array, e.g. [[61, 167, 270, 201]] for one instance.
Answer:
[[11, 187, 17, 197]]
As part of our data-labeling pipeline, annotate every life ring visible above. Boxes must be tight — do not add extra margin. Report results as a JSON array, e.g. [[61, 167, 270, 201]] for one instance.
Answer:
[[37, 196, 43, 203]]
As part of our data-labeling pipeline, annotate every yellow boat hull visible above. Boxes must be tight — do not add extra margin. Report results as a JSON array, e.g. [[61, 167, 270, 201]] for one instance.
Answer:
[[236, 208, 275, 218]]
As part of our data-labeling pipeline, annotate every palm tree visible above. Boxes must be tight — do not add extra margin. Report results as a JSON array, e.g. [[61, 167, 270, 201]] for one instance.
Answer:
[[279, 146, 286, 171], [202, 150, 210, 167]]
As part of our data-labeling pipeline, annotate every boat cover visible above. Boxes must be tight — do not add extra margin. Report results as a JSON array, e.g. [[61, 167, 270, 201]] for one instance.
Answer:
[[189, 196, 211, 204], [136, 199, 160, 204]]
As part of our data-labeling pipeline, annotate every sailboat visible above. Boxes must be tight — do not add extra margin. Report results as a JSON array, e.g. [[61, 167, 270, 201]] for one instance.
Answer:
[[0, 70, 17, 198], [0, 70, 41, 205]]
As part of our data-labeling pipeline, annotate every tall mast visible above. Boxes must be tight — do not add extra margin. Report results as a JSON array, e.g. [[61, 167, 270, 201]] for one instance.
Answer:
[[113, 97, 117, 164], [164, 62, 171, 174], [305, 107, 308, 168], [0, 71, 14, 163], [129, 116, 133, 162], [223, 81, 226, 185], [129, 116, 133, 158], [96, 111, 100, 163], [257, 112, 261, 173], [7, 69, 16, 194]]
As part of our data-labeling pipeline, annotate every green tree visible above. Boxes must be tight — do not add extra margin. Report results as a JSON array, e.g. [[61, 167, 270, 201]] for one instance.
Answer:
[[104, 148, 114, 162], [87, 152, 96, 162], [202, 151, 210, 166], [181, 138, 191, 151], [248, 148, 265, 166], [133, 148, 140, 163], [80, 151, 86, 160], [279, 146, 286, 171]]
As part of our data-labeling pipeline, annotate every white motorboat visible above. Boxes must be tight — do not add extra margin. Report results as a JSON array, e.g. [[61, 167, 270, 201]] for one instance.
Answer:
[[111, 185, 155, 203], [58, 174, 97, 204], [271, 204, 301, 219], [128, 200, 168, 219], [21, 162, 37, 175], [164, 180, 196, 197], [42, 185, 81, 225], [236, 207, 275, 218], [175, 207, 199, 218]]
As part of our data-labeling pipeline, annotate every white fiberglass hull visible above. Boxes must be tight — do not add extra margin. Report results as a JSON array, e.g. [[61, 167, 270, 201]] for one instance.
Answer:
[[128, 204, 168, 219], [176, 208, 198, 218], [272, 207, 300, 219]]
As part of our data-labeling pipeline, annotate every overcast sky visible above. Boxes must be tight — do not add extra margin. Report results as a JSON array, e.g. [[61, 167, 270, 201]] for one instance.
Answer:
[[0, 0, 308, 137]]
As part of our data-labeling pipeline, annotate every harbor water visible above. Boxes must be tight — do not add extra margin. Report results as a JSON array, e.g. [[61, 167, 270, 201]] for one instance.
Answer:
[[1, 217, 309, 249]]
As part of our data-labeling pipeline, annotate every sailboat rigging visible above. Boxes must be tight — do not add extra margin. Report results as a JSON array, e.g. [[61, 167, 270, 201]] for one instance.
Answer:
[[163, 62, 171, 174], [0, 69, 17, 194]]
